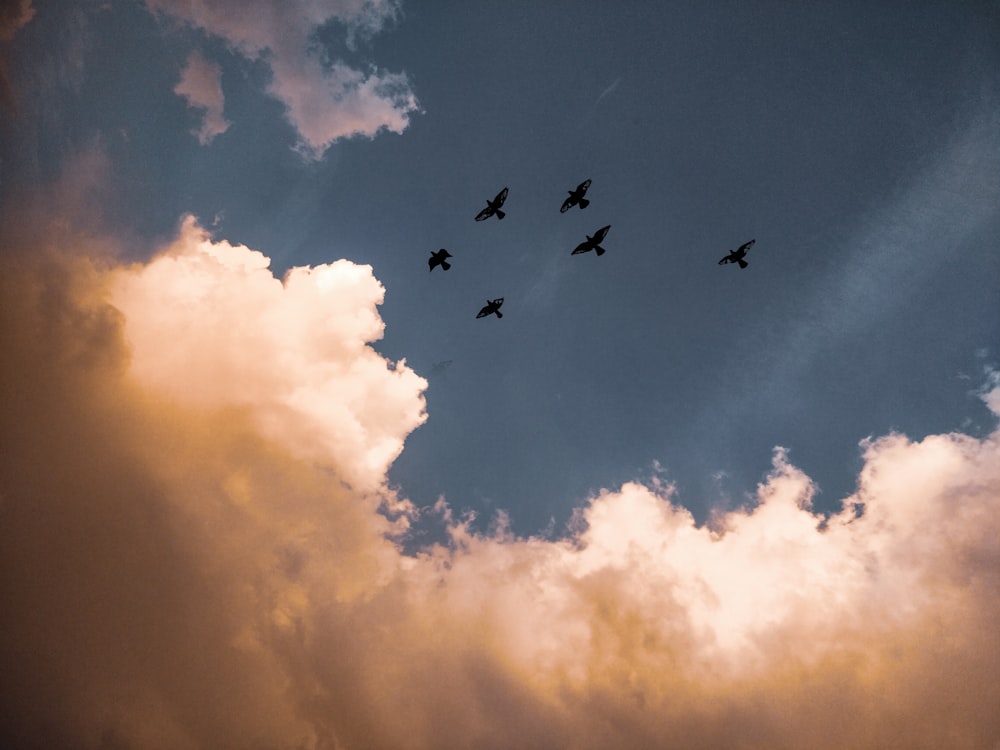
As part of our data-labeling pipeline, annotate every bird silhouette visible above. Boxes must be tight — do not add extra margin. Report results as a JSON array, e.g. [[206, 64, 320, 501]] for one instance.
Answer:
[[428, 248, 452, 271], [475, 187, 509, 221], [560, 179, 591, 213], [571, 225, 611, 256], [476, 297, 504, 319], [718, 239, 755, 269]]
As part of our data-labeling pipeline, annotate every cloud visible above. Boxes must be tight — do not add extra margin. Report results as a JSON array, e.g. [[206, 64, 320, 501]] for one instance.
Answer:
[[111, 214, 427, 491], [173, 51, 230, 144], [1, 192, 998, 748], [148, 0, 419, 158], [0, 0, 34, 110], [0, 0, 33, 42]]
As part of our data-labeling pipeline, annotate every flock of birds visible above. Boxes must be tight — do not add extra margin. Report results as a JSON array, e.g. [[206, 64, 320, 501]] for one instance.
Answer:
[[428, 179, 756, 319]]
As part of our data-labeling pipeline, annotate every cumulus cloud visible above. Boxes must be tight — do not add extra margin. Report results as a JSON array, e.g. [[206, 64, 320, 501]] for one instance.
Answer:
[[1, 196, 998, 748], [173, 51, 230, 144], [111, 215, 426, 491], [148, 0, 419, 157]]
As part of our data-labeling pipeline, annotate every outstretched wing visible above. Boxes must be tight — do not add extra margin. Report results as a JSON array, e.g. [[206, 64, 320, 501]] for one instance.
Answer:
[[577, 179, 591, 194], [476, 305, 491, 318], [571, 241, 591, 255], [592, 224, 611, 243], [718, 255, 732, 265], [494, 186, 509, 207], [560, 195, 575, 213], [738, 238, 755, 253], [475, 205, 493, 221]]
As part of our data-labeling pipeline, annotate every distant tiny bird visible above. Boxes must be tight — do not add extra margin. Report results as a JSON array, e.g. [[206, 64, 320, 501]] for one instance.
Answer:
[[560, 179, 592, 213], [572, 224, 611, 256], [475, 187, 509, 221], [430, 359, 453, 375], [718, 239, 755, 269], [429, 248, 452, 271], [476, 297, 504, 319]]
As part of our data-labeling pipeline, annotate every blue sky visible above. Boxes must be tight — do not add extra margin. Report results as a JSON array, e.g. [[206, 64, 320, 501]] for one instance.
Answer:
[[2, 2, 999, 748], [6, 4, 996, 533]]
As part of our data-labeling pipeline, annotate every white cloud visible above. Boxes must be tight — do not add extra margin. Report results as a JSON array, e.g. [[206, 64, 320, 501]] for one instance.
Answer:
[[149, 0, 419, 157], [1, 197, 998, 748], [111, 214, 427, 491], [173, 50, 230, 144]]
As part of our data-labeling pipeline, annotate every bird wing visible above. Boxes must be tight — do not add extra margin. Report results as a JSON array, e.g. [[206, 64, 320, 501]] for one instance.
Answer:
[[593, 225, 611, 243], [475, 205, 493, 221], [476, 306, 491, 318], [738, 239, 755, 253], [494, 186, 509, 206], [577, 179, 591, 193], [571, 241, 592, 254], [560, 196, 575, 213]]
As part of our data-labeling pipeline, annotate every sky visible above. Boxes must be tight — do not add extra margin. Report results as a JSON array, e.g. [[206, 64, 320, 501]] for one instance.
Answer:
[[1, 1, 998, 748]]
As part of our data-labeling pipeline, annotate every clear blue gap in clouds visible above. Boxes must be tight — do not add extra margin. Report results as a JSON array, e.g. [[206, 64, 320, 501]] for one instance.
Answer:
[[373, 2, 1000, 533]]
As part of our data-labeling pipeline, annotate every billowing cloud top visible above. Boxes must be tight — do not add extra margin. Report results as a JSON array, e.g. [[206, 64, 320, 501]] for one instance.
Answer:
[[149, 0, 419, 157], [112, 215, 427, 490], [1, 211, 998, 749]]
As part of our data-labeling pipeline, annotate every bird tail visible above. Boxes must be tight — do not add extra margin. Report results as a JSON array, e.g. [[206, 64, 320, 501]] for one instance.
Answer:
[[737, 259, 748, 269], [578, 198, 589, 209], [595, 246, 605, 256], [441, 260, 451, 270], [495, 209, 506, 220], [495, 311, 503, 318]]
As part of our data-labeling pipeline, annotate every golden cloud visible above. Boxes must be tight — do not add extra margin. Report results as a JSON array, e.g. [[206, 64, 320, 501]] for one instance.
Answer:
[[1, 212, 997, 749]]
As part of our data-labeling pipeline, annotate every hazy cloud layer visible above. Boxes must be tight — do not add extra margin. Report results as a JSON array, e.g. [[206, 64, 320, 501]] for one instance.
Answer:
[[174, 51, 230, 144], [1, 206, 998, 748], [149, 0, 419, 157]]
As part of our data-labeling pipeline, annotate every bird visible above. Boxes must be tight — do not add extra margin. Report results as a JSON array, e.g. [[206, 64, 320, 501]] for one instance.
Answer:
[[476, 297, 504, 319], [718, 239, 755, 269], [560, 179, 592, 213], [428, 248, 452, 271], [475, 187, 509, 221], [571, 225, 611, 256]]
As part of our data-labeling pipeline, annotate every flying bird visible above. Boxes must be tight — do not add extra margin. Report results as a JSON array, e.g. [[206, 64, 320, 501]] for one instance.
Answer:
[[718, 239, 755, 269], [560, 179, 592, 213], [428, 248, 452, 271], [475, 187, 509, 221], [572, 224, 611, 256], [476, 297, 504, 319]]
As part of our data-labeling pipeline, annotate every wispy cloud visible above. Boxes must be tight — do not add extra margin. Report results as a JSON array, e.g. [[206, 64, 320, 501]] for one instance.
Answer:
[[149, 0, 420, 158], [0, 0, 33, 42], [0, 0, 35, 110], [595, 76, 620, 106], [173, 50, 230, 144]]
